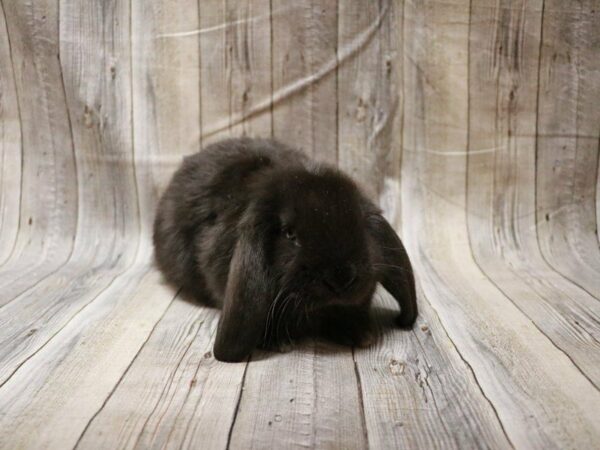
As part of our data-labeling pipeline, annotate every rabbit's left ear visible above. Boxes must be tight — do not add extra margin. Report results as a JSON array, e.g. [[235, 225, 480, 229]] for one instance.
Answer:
[[213, 223, 275, 362], [367, 214, 418, 328]]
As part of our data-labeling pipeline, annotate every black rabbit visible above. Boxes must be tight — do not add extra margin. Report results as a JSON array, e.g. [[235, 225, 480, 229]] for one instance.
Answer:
[[153, 138, 417, 362]]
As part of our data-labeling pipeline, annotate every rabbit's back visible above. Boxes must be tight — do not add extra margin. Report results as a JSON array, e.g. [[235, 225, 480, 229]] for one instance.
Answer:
[[153, 138, 307, 305]]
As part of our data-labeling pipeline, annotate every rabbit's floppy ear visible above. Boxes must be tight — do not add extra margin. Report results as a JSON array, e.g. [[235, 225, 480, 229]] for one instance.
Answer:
[[213, 220, 275, 362], [367, 214, 418, 327]]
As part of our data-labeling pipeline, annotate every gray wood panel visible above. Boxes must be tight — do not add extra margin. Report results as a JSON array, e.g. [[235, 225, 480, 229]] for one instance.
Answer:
[[536, 0, 600, 298]]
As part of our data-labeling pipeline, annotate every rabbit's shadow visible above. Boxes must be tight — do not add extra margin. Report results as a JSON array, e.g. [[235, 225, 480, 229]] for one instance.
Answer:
[[167, 275, 404, 362], [251, 306, 403, 361]]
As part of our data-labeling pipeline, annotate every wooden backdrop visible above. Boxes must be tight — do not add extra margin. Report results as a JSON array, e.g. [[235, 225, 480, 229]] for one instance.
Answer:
[[1, 0, 599, 448]]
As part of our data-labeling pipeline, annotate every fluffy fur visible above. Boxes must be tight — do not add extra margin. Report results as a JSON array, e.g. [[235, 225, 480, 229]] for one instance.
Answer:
[[153, 138, 417, 362]]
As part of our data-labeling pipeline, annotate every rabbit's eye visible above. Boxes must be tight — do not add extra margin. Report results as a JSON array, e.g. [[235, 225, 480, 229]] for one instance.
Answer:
[[282, 226, 301, 246], [284, 228, 296, 240]]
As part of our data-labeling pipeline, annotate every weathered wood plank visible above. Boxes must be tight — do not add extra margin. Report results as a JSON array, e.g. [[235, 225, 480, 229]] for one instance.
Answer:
[[337, 0, 398, 200], [402, 0, 600, 448], [174, 353, 247, 449], [376, 0, 403, 230], [0, 0, 78, 301], [0, 0, 22, 266], [536, 0, 600, 297], [467, 0, 600, 388], [226, 0, 272, 140], [0, 0, 142, 386], [0, 268, 173, 449], [354, 288, 511, 449], [132, 0, 201, 240], [271, 0, 337, 163], [0, 261, 136, 385], [199, 0, 233, 145], [0, 2, 179, 448], [76, 298, 246, 450], [199, 0, 272, 145], [230, 342, 366, 449]]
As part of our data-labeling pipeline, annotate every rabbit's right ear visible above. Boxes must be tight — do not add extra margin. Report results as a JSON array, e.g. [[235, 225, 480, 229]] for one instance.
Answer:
[[367, 214, 418, 328], [213, 222, 275, 362]]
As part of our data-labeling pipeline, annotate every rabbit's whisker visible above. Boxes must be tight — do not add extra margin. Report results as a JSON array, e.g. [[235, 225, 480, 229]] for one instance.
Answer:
[[264, 286, 287, 344], [372, 263, 412, 273], [277, 294, 295, 344], [294, 296, 305, 329], [274, 296, 284, 340]]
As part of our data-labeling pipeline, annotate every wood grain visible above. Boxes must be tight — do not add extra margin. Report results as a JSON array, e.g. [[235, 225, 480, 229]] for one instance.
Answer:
[[0, 0, 78, 302], [230, 342, 367, 449], [199, 0, 232, 145], [354, 289, 512, 449], [199, 0, 272, 145], [271, 0, 338, 163], [337, 0, 397, 200], [403, 0, 600, 448], [0, 269, 173, 449], [0, 0, 140, 388], [0, 0, 22, 267], [535, 0, 600, 298], [77, 299, 247, 450], [226, 0, 273, 140], [0, 1, 172, 448], [131, 0, 201, 243], [467, 0, 600, 388]]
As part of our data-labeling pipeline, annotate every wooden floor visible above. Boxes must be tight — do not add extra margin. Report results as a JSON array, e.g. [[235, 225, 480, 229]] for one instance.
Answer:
[[1, 0, 600, 448]]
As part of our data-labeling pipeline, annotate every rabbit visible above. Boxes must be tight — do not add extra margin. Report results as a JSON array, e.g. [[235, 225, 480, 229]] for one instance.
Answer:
[[153, 137, 417, 362]]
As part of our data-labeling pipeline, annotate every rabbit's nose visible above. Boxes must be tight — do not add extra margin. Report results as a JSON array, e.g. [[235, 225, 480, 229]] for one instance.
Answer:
[[324, 264, 357, 294]]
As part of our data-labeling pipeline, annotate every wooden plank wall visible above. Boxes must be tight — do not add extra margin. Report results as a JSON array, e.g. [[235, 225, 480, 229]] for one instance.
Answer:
[[0, 0, 599, 448]]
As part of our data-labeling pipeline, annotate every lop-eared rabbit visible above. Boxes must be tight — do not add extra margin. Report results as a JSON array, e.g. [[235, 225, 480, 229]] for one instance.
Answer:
[[153, 138, 417, 362]]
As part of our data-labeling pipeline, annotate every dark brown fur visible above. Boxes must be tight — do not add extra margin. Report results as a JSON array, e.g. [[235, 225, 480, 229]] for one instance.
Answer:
[[153, 138, 417, 362]]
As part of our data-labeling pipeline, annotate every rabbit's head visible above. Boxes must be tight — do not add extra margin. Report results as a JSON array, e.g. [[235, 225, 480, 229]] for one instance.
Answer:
[[265, 168, 377, 307], [214, 167, 416, 362]]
